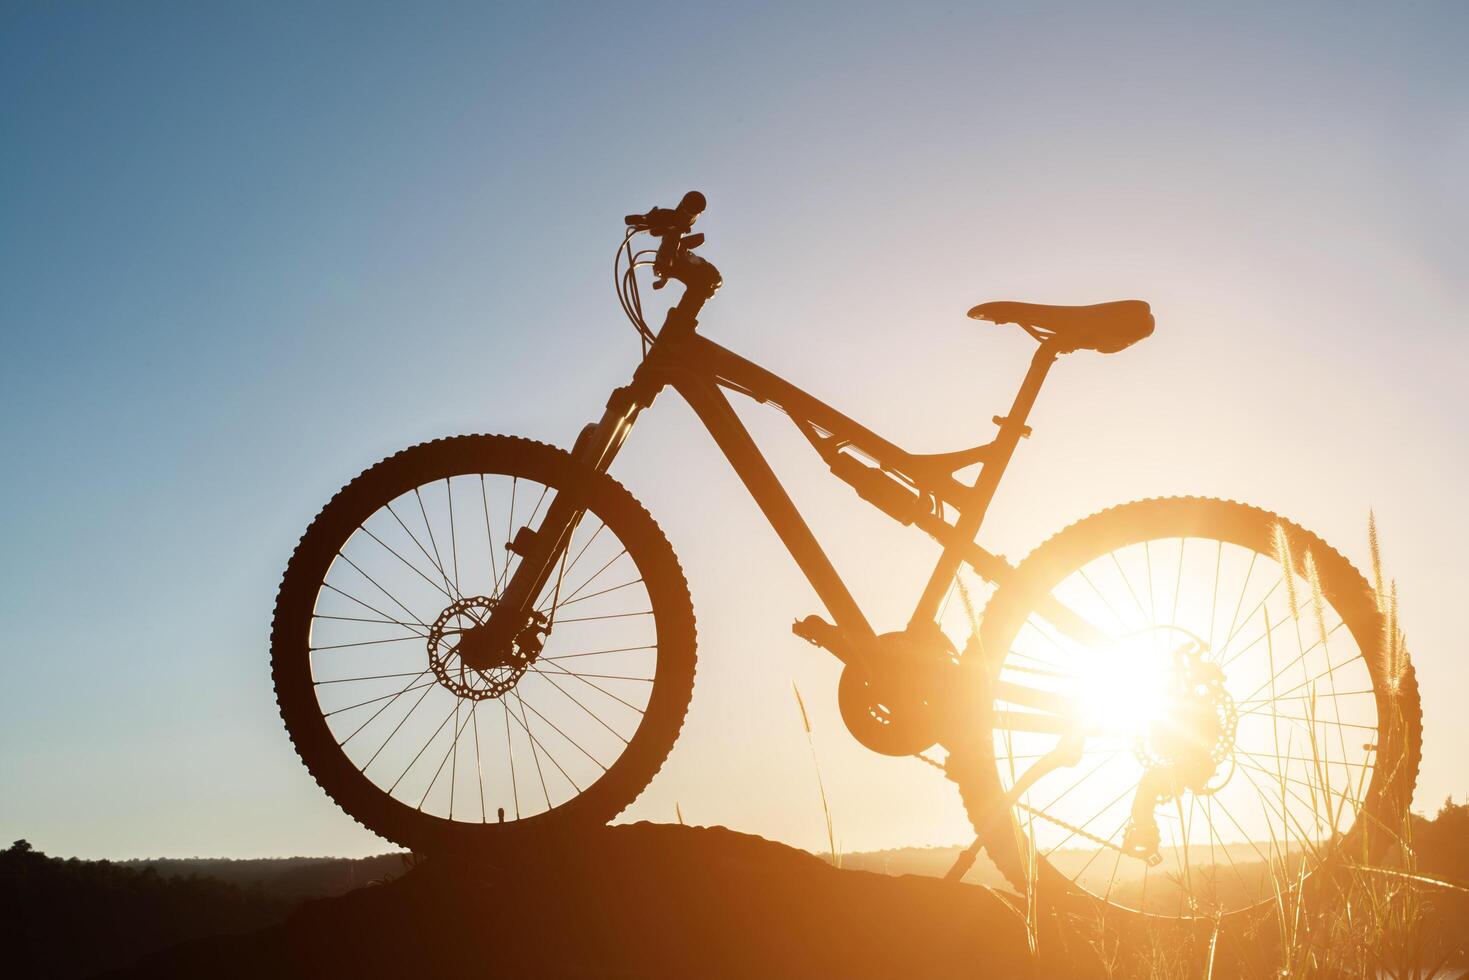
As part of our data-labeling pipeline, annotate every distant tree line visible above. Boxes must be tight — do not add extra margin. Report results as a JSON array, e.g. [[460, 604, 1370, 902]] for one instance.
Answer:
[[2, 839, 291, 979]]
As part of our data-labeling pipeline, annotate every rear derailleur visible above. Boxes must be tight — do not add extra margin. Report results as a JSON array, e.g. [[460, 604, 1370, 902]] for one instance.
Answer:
[[1121, 641, 1238, 864]]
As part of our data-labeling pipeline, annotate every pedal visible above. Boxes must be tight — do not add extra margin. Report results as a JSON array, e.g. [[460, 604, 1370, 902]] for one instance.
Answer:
[[793, 615, 842, 651]]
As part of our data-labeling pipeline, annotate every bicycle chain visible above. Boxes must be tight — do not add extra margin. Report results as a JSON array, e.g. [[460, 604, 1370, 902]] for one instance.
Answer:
[[914, 751, 1128, 856], [1013, 801, 1127, 854]]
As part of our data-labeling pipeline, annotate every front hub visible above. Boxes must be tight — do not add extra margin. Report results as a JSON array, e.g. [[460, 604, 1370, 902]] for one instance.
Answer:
[[427, 597, 546, 700]]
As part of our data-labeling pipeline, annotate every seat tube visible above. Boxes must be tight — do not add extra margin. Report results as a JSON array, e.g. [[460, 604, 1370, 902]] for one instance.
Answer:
[[907, 343, 1060, 629]]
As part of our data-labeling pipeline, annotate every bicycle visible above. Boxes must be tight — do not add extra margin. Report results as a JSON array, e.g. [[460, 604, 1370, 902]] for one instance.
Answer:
[[271, 191, 1420, 920]]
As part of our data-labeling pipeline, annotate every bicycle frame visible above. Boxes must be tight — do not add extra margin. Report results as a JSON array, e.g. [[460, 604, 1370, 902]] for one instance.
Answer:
[[652, 335, 1055, 647], [477, 254, 1121, 744], [495, 284, 1073, 676]]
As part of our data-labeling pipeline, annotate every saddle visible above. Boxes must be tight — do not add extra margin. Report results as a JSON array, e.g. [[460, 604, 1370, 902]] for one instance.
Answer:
[[968, 300, 1154, 354]]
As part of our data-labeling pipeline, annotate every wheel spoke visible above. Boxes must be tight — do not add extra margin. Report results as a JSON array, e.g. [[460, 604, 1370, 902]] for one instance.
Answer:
[[543, 522, 607, 611], [472, 700, 486, 822], [508, 690, 577, 798], [311, 634, 425, 653], [502, 700, 520, 819], [554, 577, 644, 609], [379, 503, 457, 602], [413, 487, 456, 600], [554, 609, 653, 624], [531, 668, 631, 744], [479, 475, 502, 597], [315, 670, 430, 685], [533, 660, 647, 715], [333, 552, 426, 627], [558, 548, 631, 606], [363, 679, 439, 768], [286, 451, 684, 833], [314, 611, 431, 630], [541, 643, 657, 661], [978, 516, 1391, 918], [388, 698, 461, 796], [514, 688, 611, 771], [328, 676, 435, 720]]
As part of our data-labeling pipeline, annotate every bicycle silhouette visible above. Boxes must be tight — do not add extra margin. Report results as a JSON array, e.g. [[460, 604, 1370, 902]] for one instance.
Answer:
[[272, 192, 1419, 919]]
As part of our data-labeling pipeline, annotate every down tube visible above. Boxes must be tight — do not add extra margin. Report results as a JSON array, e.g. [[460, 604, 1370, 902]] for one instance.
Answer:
[[671, 374, 877, 646]]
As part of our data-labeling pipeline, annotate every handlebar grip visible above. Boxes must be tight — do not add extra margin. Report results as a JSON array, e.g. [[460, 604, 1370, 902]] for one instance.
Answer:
[[676, 191, 706, 219]]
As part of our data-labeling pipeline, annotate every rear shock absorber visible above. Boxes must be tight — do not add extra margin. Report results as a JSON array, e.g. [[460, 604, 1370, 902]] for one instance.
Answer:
[[828, 452, 924, 525]]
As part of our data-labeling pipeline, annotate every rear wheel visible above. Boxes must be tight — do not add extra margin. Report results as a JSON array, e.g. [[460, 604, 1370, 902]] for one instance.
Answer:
[[271, 435, 697, 853], [951, 497, 1419, 919]]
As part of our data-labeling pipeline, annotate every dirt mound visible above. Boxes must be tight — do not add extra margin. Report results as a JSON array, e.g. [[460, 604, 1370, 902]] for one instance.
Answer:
[[105, 823, 1042, 978]]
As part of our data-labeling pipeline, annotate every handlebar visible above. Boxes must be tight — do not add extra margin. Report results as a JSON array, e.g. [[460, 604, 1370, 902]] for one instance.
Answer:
[[624, 190, 706, 236], [624, 190, 721, 295]]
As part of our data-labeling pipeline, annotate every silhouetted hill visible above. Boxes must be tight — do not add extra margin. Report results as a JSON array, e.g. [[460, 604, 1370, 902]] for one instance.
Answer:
[[101, 823, 1039, 979], [7, 802, 1469, 978]]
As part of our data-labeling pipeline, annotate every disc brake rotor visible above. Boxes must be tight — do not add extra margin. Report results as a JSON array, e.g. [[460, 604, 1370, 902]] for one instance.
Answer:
[[426, 597, 544, 701]]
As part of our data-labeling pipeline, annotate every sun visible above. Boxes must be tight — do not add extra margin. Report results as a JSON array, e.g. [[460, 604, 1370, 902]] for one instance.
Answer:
[[1075, 633, 1174, 737]]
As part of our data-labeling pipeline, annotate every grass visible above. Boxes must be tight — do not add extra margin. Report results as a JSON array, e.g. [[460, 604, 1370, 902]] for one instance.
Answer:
[[1014, 514, 1467, 978], [806, 513, 1466, 977], [793, 681, 840, 868]]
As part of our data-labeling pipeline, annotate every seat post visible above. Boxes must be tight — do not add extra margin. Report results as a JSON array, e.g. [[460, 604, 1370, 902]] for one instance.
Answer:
[[994, 341, 1061, 448], [906, 342, 1061, 630]]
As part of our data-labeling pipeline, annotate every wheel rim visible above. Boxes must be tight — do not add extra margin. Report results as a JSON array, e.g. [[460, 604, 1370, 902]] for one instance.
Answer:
[[304, 472, 661, 826], [989, 529, 1384, 918]]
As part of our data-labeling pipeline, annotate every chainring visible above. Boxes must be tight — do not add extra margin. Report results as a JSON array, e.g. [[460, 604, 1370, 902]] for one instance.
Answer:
[[837, 628, 957, 757]]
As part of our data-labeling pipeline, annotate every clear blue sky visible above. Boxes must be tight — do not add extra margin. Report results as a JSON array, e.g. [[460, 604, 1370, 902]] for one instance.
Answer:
[[2, 1, 1465, 858]]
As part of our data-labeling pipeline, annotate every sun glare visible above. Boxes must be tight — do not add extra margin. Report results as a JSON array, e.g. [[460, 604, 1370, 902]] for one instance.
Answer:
[[1076, 635, 1172, 737]]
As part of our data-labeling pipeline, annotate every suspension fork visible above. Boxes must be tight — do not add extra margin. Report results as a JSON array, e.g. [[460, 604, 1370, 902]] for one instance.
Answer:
[[481, 290, 708, 645], [485, 375, 654, 644]]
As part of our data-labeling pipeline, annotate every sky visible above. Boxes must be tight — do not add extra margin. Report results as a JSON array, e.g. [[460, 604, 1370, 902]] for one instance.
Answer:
[[2, 0, 1466, 859]]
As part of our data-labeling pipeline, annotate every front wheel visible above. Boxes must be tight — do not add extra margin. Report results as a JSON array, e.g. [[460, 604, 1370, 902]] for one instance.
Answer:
[[950, 497, 1420, 920], [271, 435, 697, 853]]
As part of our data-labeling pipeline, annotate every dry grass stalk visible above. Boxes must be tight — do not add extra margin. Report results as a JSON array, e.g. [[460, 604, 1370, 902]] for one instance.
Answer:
[[1272, 522, 1302, 621], [1368, 509, 1385, 605], [1302, 551, 1330, 653], [1034, 516, 1452, 978], [792, 682, 839, 867]]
